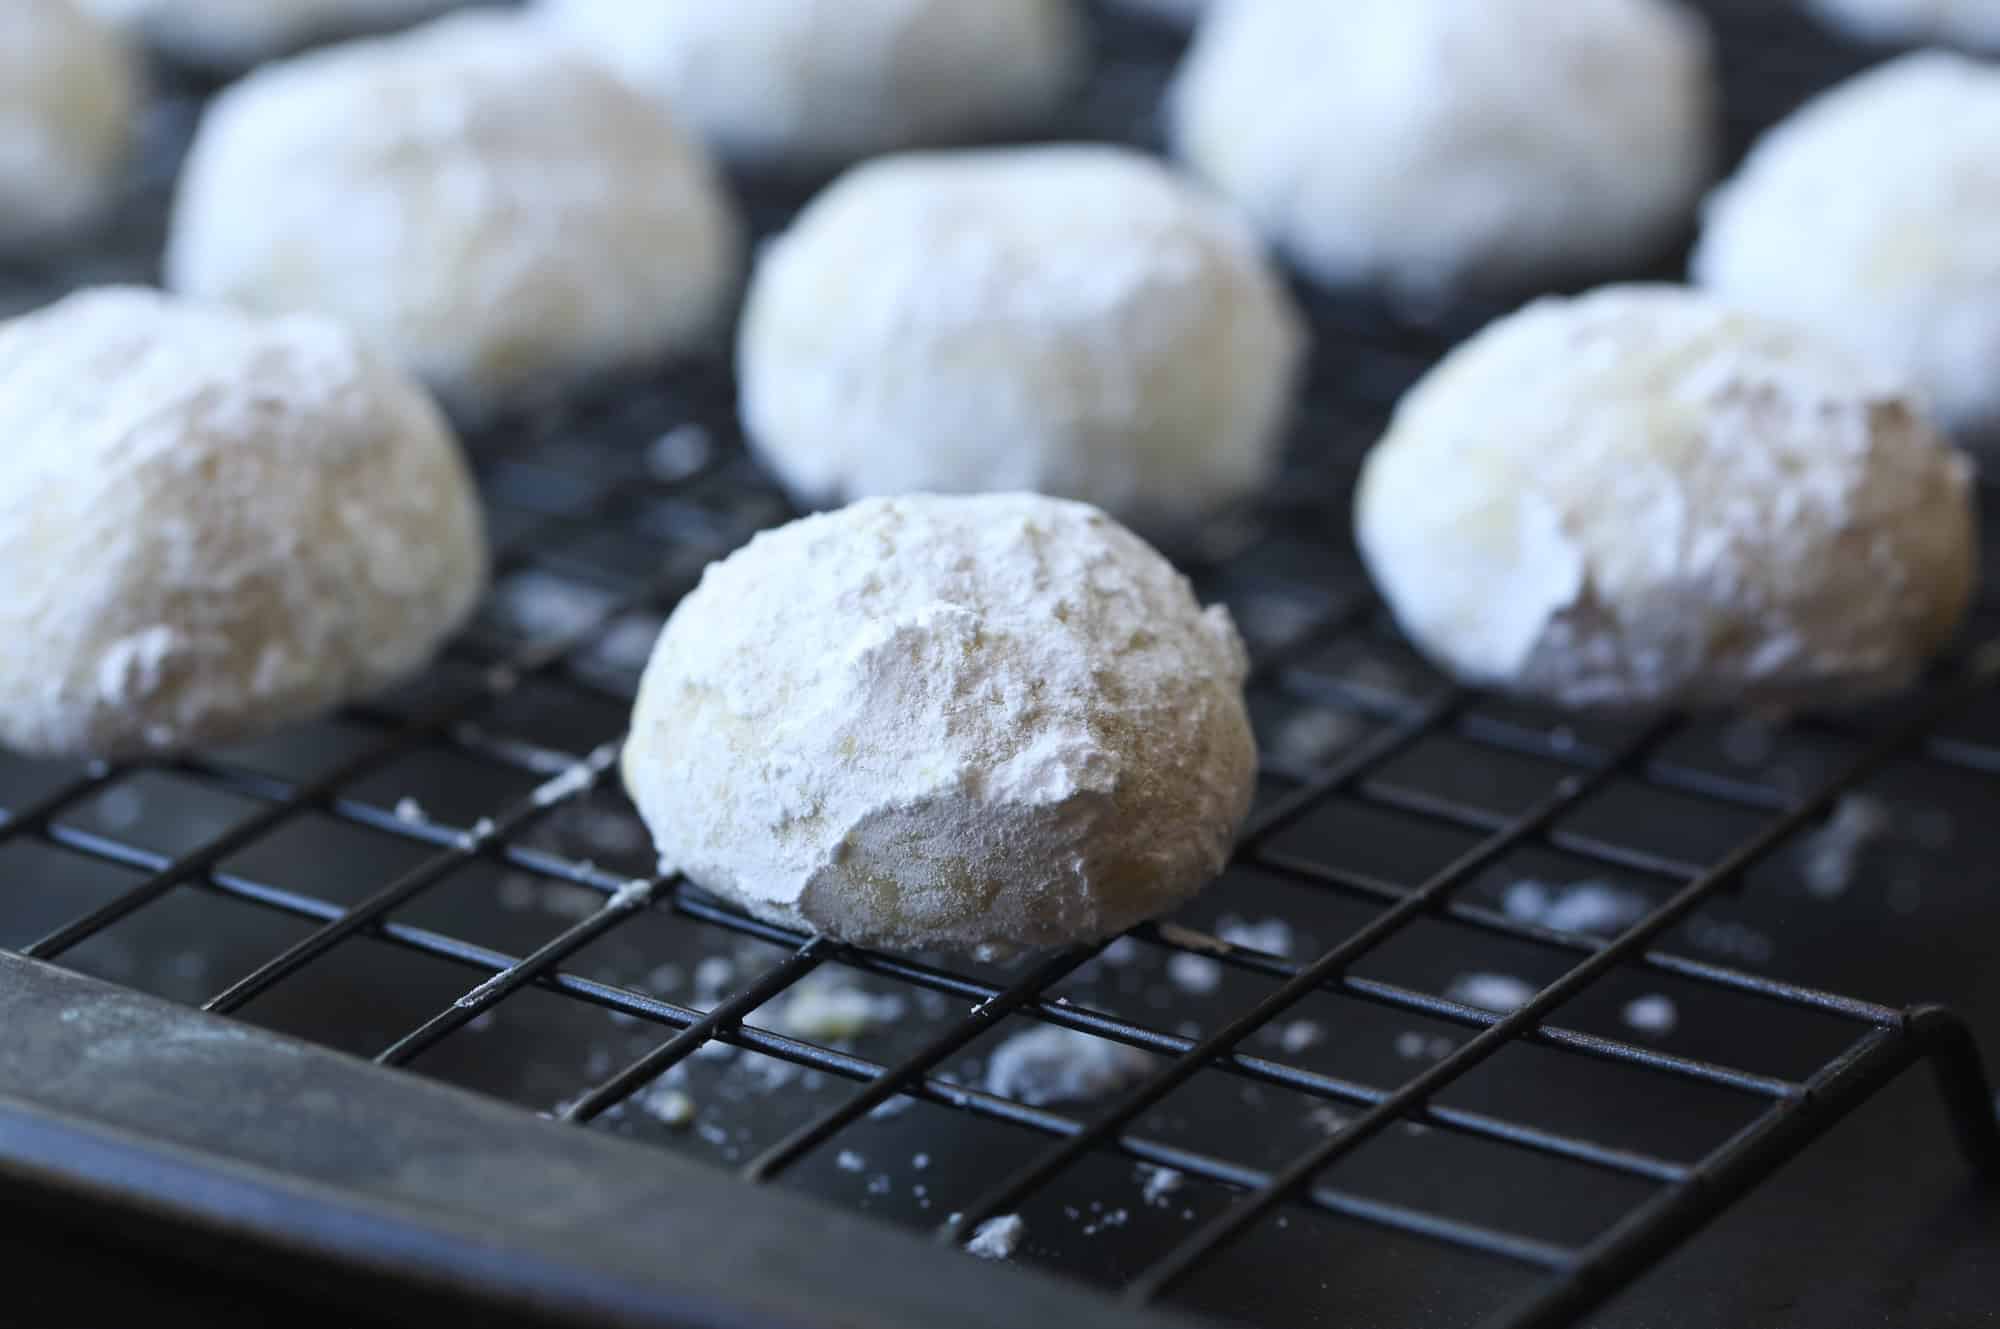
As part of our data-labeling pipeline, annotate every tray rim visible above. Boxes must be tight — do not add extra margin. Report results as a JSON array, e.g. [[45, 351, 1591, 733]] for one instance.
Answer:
[[0, 952, 1212, 1329]]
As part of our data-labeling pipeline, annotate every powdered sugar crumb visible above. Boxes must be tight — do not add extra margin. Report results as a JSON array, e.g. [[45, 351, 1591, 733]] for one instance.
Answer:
[[1446, 972, 1536, 1013], [1395, 1031, 1455, 1061], [647, 423, 713, 482], [692, 956, 735, 1005], [1685, 915, 1776, 965], [1216, 914, 1294, 956], [967, 1214, 1025, 1261], [984, 1024, 1158, 1106], [607, 879, 654, 910], [769, 970, 906, 1041], [1623, 993, 1679, 1036], [1082, 1207, 1129, 1237], [1799, 793, 1894, 899], [1502, 878, 1651, 936], [531, 756, 602, 807], [1276, 1019, 1322, 1054], [1140, 1165, 1184, 1206], [1307, 1104, 1351, 1134], [1167, 953, 1224, 995], [638, 1086, 695, 1128]]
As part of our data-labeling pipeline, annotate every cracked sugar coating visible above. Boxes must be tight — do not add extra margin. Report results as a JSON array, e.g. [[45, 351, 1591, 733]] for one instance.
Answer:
[[1807, 0, 2000, 50], [0, 288, 486, 758], [623, 494, 1257, 953], [165, 13, 742, 415], [1168, 0, 1718, 299], [537, 0, 1085, 172], [76, 0, 460, 70], [737, 145, 1306, 533], [1692, 53, 2000, 442], [1355, 286, 1977, 713], [0, 0, 139, 251]]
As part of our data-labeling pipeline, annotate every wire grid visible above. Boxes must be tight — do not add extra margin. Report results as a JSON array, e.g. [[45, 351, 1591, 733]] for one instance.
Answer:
[[2, 3, 2000, 1327]]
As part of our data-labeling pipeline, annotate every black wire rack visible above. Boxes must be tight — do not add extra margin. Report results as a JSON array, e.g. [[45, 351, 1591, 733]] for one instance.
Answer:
[[3, 4, 1999, 1328]]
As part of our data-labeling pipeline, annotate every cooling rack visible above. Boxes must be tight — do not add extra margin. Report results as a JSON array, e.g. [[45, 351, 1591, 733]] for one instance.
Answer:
[[2, 4, 1997, 1328]]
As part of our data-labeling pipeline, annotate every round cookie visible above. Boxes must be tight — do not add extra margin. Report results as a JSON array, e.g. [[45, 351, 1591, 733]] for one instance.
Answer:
[[737, 145, 1306, 532], [1354, 285, 1976, 712], [1168, 0, 1719, 299], [623, 493, 1257, 954], [1692, 52, 2000, 441], [539, 0, 1086, 172], [0, 0, 138, 251], [165, 13, 742, 415], [76, 0, 461, 70], [0, 287, 486, 758], [1808, 0, 2000, 51]]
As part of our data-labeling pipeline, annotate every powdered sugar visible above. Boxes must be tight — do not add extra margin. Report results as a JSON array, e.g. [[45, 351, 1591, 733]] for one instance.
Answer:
[[539, 0, 1084, 171], [1215, 915, 1294, 956], [1622, 993, 1679, 1036], [1274, 1019, 1322, 1054], [1445, 973, 1536, 1014], [1357, 285, 1976, 712], [531, 752, 606, 807], [1693, 52, 2000, 441], [966, 1213, 1025, 1260], [1502, 878, 1652, 936], [1395, 1031, 1455, 1061], [0, 287, 485, 758], [166, 12, 742, 414], [1166, 953, 1224, 995], [737, 145, 1306, 534], [1799, 793, 1895, 899], [638, 1085, 695, 1127], [768, 970, 906, 1041], [1139, 1164, 1185, 1205], [1170, 0, 1719, 298], [983, 1024, 1158, 1106], [623, 494, 1257, 953]]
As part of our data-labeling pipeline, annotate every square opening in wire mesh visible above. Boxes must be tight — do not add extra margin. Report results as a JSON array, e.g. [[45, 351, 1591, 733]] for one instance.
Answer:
[[58, 884, 321, 1009]]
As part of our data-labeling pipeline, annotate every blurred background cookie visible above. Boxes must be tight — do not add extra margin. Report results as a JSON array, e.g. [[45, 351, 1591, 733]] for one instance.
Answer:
[[0, 0, 139, 252], [165, 13, 743, 415], [539, 0, 1087, 174], [1169, 0, 1721, 302], [737, 144, 1305, 534], [1694, 51, 2000, 443]]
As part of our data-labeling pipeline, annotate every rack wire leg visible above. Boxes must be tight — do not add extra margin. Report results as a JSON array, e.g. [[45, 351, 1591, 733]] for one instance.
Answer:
[[1906, 1004, 2000, 1176]]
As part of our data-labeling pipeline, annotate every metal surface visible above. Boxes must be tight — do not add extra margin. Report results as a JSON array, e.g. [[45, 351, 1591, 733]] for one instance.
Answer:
[[0, 955, 1200, 1329], [1, 3, 1998, 1328]]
